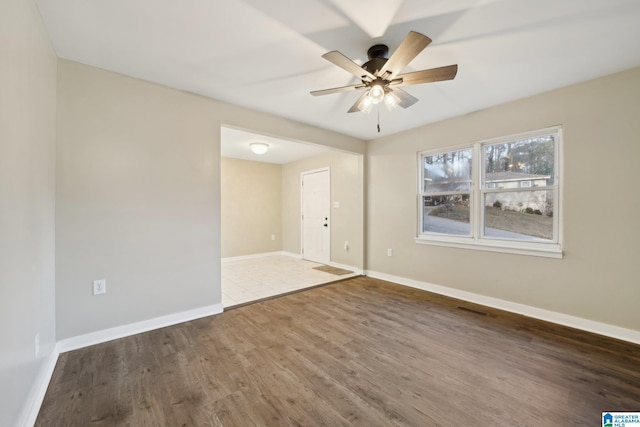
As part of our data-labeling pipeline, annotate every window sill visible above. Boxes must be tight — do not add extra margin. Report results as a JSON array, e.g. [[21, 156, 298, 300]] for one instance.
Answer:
[[415, 235, 563, 259]]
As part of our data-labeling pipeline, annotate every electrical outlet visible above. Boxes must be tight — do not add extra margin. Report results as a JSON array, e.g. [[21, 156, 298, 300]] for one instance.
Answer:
[[344, 241, 349, 251], [387, 248, 393, 257], [271, 234, 276, 241], [34, 333, 40, 358], [93, 279, 106, 295]]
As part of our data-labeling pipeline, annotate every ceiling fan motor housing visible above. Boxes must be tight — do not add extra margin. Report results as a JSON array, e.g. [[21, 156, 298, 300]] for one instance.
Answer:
[[363, 44, 389, 77], [367, 44, 389, 60]]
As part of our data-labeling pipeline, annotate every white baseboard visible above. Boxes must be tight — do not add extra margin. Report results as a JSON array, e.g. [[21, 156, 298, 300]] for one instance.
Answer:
[[19, 344, 61, 427], [366, 270, 640, 346], [282, 251, 302, 259], [222, 251, 287, 263], [57, 303, 224, 353]]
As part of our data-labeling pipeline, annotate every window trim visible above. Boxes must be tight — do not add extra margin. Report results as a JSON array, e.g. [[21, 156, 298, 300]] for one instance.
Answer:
[[416, 126, 563, 258]]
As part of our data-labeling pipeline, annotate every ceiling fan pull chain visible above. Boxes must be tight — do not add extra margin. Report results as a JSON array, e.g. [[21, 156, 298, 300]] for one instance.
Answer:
[[377, 107, 381, 133]]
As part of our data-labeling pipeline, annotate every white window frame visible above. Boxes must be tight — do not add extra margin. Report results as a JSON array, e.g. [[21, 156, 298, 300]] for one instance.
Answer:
[[416, 126, 563, 258]]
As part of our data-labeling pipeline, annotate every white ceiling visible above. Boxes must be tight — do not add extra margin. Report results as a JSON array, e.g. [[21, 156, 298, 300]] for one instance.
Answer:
[[36, 0, 640, 140]]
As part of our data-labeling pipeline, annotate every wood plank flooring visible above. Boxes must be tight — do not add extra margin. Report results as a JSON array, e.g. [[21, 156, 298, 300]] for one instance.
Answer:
[[36, 277, 640, 426]]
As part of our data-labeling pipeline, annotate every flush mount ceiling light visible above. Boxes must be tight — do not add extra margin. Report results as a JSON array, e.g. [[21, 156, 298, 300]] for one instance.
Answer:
[[250, 142, 269, 155]]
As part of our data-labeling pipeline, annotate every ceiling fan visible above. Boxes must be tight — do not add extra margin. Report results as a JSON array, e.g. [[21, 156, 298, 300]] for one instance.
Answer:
[[311, 31, 458, 115]]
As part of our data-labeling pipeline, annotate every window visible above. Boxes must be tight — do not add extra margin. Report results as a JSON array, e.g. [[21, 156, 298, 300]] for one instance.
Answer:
[[417, 127, 562, 258], [421, 148, 472, 236]]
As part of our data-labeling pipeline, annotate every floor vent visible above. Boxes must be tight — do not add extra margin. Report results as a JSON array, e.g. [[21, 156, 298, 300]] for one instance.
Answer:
[[456, 306, 488, 316]]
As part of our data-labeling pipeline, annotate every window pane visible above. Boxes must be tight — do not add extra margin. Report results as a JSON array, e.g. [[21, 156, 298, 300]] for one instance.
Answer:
[[422, 195, 470, 236], [484, 135, 554, 188], [423, 149, 472, 192], [484, 191, 554, 241]]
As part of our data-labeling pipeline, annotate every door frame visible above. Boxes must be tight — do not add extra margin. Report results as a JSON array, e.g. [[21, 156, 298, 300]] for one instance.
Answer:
[[300, 167, 330, 264]]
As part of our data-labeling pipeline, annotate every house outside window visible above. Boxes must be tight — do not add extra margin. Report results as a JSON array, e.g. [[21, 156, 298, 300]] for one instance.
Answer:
[[417, 126, 562, 258]]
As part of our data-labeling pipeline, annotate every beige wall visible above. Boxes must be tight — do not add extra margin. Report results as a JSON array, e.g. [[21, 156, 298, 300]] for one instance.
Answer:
[[366, 67, 640, 332], [0, 0, 57, 425], [283, 152, 364, 269], [221, 157, 282, 258], [55, 59, 364, 340]]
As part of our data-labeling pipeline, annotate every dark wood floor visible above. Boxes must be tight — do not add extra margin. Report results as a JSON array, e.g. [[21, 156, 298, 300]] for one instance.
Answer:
[[37, 276, 640, 426]]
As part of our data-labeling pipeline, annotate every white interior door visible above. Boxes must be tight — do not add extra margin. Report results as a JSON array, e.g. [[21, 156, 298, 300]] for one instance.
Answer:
[[301, 169, 330, 264]]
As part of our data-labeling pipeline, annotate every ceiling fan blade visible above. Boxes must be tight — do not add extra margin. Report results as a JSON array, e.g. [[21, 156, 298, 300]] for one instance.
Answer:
[[389, 87, 418, 109], [392, 64, 458, 86], [322, 51, 376, 81], [310, 83, 366, 96], [347, 91, 371, 113], [378, 31, 432, 79]]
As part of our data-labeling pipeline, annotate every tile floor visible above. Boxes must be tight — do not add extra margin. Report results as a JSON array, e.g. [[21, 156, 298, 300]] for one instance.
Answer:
[[221, 255, 358, 308]]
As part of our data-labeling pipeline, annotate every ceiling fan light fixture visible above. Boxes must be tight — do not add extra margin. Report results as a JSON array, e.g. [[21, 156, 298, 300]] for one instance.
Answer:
[[360, 100, 373, 114], [357, 93, 374, 114], [384, 91, 400, 110], [369, 84, 385, 104], [250, 142, 269, 155]]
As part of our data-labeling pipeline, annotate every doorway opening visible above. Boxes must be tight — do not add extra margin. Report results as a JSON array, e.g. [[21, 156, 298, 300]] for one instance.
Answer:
[[220, 125, 363, 308]]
